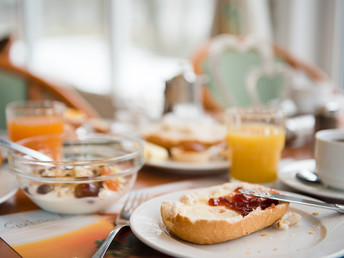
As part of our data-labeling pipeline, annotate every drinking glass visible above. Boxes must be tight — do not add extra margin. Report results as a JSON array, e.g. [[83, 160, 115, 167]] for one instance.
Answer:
[[226, 107, 285, 183], [6, 100, 66, 159]]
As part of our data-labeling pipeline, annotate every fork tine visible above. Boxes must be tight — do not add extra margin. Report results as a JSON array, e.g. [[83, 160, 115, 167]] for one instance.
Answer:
[[121, 192, 132, 209], [126, 191, 148, 211], [140, 192, 149, 204], [136, 191, 145, 205], [127, 191, 138, 211], [136, 192, 145, 208], [92, 191, 148, 258]]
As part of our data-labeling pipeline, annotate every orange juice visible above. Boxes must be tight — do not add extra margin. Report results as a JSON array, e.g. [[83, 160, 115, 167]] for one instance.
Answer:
[[7, 116, 64, 142], [227, 124, 285, 183], [7, 116, 64, 160], [6, 100, 66, 160]]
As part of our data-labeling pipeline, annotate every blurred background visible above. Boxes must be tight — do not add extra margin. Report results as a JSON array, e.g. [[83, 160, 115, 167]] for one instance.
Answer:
[[0, 0, 343, 121]]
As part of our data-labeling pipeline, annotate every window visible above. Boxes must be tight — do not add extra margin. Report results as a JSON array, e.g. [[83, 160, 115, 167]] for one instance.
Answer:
[[1, 0, 343, 120], [1, 0, 215, 119]]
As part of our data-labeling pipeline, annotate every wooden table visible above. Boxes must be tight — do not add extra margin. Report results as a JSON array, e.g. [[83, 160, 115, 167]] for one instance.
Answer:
[[0, 144, 314, 257]]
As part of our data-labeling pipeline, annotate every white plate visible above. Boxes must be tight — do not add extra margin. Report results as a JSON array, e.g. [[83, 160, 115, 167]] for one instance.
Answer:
[[130, 189, 344, 258], [279, 159, 344, 200], [0, 167, 18, 204], [145, 159, 229, 175]]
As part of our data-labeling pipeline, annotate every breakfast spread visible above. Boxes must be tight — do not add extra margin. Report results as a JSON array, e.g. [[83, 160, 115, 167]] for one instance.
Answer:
[[141, 113, 227, 163], [23, 164, 126, 214], [161, 182, 290, 244]]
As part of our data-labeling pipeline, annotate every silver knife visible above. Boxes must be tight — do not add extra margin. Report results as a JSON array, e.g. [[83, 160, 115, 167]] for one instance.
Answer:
[[238, 189, 344, 214]]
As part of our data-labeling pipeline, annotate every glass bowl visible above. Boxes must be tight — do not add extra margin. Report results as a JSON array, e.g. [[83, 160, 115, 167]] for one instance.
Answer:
[[7, 133, 144, 215]]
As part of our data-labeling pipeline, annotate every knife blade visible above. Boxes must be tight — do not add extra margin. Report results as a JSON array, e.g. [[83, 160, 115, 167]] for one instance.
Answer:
[[238, 189, 344, 214]]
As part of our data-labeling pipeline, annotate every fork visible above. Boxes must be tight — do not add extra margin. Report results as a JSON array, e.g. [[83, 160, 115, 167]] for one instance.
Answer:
[[92, 191, 148, 258]]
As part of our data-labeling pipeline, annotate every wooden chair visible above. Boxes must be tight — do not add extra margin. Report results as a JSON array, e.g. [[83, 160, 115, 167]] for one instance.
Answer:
[[191, 34, 330, 112], [0, 35, 12, 60], [0, 56, 100, 130]]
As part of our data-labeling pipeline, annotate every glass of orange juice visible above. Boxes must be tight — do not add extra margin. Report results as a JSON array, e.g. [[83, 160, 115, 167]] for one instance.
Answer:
[[6, 100, 66, 159], [226, 107, 285, 184]]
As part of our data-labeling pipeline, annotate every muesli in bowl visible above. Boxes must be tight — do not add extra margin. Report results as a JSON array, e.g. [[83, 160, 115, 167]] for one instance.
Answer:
[[7, 133, 144, 215]]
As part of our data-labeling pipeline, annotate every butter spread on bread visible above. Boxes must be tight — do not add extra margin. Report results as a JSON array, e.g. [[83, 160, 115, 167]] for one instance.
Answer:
[[161, 182, 289, 244]]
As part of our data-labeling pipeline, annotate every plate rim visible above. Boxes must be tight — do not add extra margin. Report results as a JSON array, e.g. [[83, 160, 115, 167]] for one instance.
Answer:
[[0, 168, 18, 204], [130, 188, 344, 258], [145, 159, 229, 172]]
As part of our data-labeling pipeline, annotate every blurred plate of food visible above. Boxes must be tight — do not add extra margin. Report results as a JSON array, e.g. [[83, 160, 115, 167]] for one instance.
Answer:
[[68, 110, 230, 174], [141, 113, 229, 174]]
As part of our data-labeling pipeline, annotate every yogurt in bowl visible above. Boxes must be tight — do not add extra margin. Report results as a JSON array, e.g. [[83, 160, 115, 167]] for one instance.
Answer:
[[7, 133, 144, 215]]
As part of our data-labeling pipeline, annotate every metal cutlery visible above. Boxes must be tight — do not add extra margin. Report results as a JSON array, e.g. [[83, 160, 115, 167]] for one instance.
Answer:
[[238, 188, 344, 214], [0, 137, 53, 161], [295, 169, 321, 184], [92, 191, 148, 258]]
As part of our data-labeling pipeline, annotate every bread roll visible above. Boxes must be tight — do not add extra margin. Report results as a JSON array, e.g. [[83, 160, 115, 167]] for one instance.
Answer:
[[143, 141, 169, 162], [141, 114, 226, 149], [170, 143, 211, 163], [161, 182, 289, 244]]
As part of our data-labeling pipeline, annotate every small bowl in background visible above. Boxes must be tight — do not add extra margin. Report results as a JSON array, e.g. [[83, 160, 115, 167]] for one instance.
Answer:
[[7, 133, 144, 215]]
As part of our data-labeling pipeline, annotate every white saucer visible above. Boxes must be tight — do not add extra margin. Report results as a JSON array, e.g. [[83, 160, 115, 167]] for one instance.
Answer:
[[279, 159, 344, 200], [0, 166, 18, 204]]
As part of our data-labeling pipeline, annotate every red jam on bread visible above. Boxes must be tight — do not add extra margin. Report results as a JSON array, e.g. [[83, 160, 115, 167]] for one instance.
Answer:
[[160, 182, 289, 244], [208, 187, 279, 217]]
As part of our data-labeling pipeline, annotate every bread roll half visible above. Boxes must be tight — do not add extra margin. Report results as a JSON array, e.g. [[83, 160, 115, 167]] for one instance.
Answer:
[[170, 143, 211, 163], [161, 182, 289, 244]]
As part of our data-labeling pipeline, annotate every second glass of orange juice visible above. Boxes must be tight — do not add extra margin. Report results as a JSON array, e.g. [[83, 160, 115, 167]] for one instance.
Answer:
[[6, 100, 66, 159], [226, 107, 285, 183]]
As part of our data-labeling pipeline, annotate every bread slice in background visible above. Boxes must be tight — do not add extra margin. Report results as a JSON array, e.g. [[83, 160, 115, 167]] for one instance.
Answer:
[[141, 115, 226, 149], [143, 141, 169, 162], [161, 182, 289, 244], [170, 143, 211, 163]]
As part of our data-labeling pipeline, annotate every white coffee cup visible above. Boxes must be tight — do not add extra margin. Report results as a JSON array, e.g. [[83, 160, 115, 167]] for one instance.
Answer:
[[315, 129, 344, 190]]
